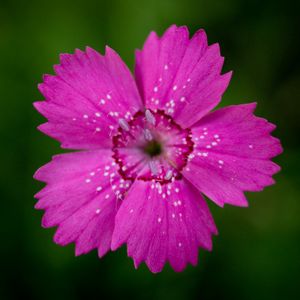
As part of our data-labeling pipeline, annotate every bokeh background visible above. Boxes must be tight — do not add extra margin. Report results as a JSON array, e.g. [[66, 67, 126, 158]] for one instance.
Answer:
[[1, 0, 299, 299]]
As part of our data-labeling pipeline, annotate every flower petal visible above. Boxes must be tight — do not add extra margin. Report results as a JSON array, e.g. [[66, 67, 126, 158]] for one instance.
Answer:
[[135, 25, 231, 128], [111, 179, 217, 273], [183, 103, 282, 207], [34, 150, 132, 257], [36, 46, 143, 149]]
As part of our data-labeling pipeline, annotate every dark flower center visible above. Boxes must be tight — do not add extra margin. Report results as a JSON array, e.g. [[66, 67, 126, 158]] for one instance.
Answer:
[[143, 140, 163, 157]]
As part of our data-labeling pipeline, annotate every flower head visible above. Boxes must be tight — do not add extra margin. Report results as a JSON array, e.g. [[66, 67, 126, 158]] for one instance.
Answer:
[[34, 25, 282, 273]]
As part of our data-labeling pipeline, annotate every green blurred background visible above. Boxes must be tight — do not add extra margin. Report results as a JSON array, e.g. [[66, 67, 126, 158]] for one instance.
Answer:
[[1, 0, 299, 299]]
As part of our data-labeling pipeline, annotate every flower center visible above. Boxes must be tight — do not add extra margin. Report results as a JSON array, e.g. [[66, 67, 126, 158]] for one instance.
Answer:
[[143, 140, 163, 157], [112, 109, 194, 184]]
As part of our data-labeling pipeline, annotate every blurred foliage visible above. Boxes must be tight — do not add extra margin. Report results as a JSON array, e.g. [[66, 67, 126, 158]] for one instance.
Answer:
[[0, 0, 299, 299]]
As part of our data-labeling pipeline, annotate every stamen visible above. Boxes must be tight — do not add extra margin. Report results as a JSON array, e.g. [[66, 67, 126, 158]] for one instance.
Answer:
[[145, 109, 156, 126], [149, 160, 158, 175], [164, 170, 173, 180], [144, 129, 153, 141], [118, 118, 130, 131]]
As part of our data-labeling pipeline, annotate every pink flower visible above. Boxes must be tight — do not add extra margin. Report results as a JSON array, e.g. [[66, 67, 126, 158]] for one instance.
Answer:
[[34, 25, 282, 273]]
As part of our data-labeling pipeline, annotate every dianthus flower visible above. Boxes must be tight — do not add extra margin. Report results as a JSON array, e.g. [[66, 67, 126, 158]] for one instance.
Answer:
[[34, 25, 282, 272]]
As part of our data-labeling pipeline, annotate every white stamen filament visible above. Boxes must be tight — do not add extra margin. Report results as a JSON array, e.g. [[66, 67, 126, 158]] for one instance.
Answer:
[[145, 109, 156, 126], [118, 118, 130, 131], [164, 170, 173, 180], [149, 160, 158, 175], [144, 129, 153, 141]]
